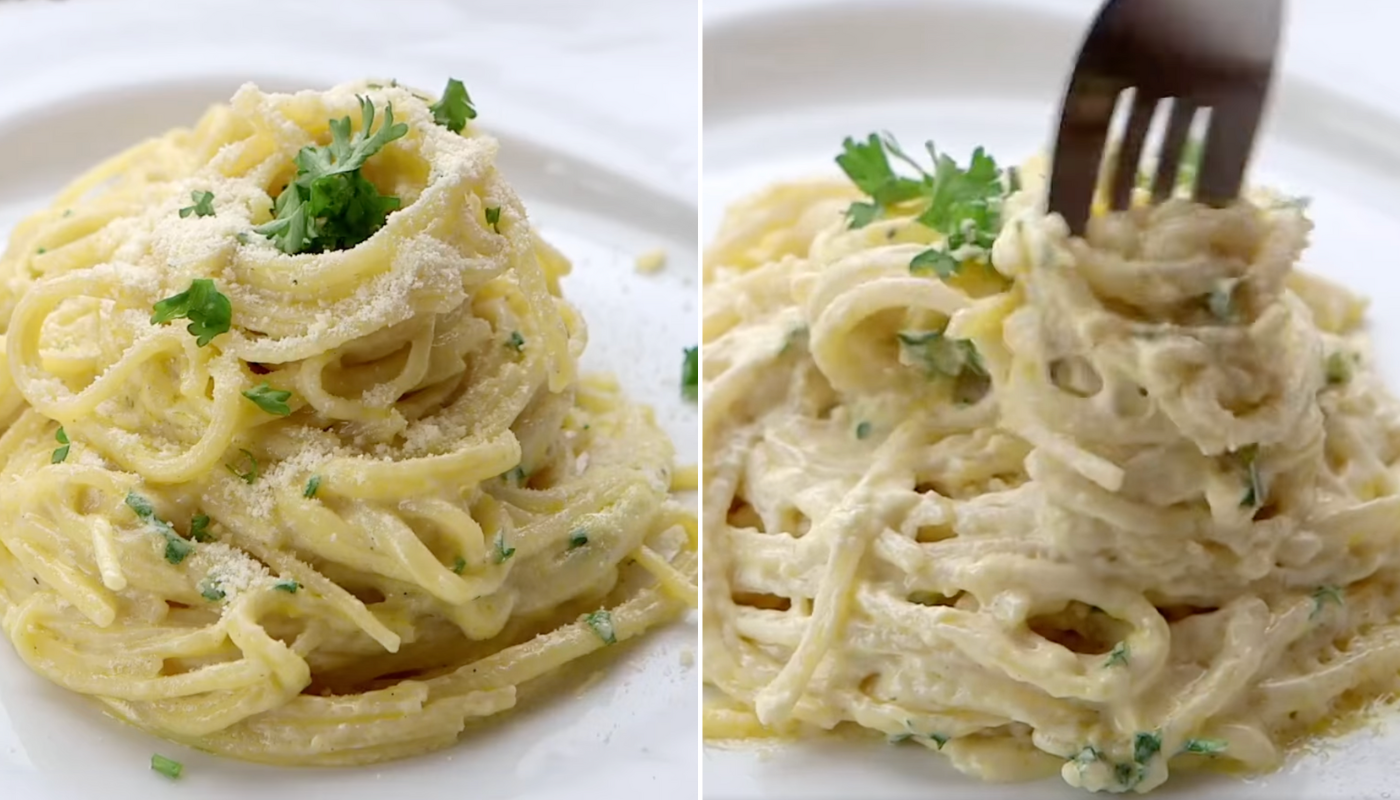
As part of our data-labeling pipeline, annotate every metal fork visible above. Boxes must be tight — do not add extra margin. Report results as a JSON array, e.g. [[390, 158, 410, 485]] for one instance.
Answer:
[[1047, 0, 1285, 236]]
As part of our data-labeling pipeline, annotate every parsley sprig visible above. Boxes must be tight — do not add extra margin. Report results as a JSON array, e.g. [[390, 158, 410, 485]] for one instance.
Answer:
[[179, 190, 216, 218], [835, 133, 1006, 277], [125, 492, 193, 564], [151, 279, 232, 347], [242, 382, 293, 416], [429, 77, 477, 134], [51, 426, 70, 464], [256, 97, 409, 255]]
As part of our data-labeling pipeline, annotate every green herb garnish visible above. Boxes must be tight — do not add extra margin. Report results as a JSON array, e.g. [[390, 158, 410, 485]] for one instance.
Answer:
[[910, 248, 960, 278], [150, 754, 183, 779], [1182, 738, 1227, 755], [585, 609, 617, 644], [1311, 584, 1344, 618], [255, 97, 409, 254], [225, 449, 259, 485], [835, 134, 1004, 255], [51, 426, 70, 464], [1071, 745, 1102, 769], [897, 330, 985, 379], [682, 345, 699, 401], [1133, 730, 1162, 765], [504, 466, 527, 485], [304, 475, 322, 499], [1326, 352, 1353, 386], [568, 529, 589, 549], [492, 531, 516, 564], [151, 278, 232, 347], [273, 580, 299, 593], [242, 382, 292, 416], [190, 514, 214, 542], [485, 206, 502, 233], [506, 331, 525, 352], [1104, 641, 1130, 668], [451, 556, 466, 575], [125, 492, 156, 519], [128, 491, 194, 566], [429, 77, 477, 133], [1236, 445, 1264, 509], [1208, 279, 1239, 322], [887, 721, 947, 748], [179, 190, 216, 218], [200, 580, 226, 602], [855, 421, 872, 440]]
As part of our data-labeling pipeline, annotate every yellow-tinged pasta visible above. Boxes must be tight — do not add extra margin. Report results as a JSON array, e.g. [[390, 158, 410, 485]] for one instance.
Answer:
[[0, 81, 695, 766]]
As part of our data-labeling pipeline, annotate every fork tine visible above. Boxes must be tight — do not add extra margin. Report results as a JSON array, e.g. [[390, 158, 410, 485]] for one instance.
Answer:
[[1109, 91, 1158, 211], [1150, 99, 1197, 203], [1194, 96, 1268, 207], [1049, 78, 1124, 235]]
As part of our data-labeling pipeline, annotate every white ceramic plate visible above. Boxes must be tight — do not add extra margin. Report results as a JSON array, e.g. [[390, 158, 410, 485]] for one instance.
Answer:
[[702, 0, 1400, 797], [0, 1, 698, 798]]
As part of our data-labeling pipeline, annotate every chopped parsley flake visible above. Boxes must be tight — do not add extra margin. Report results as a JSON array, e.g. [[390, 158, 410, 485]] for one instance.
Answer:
[[225, 449, 259, 485], [682, 346, 699, 401], [303, 475, 322, 499], [151, 278, 232, 347], [242, 382, 292, 416], [1311, 584, 1344, 618], [255, 97, 408, 254], [189, 514, 214, 542], [273, 580, 299, 593], [51, 426, 69, 464], [503, 466, 527, 485], [451, 556, 466, 575], [429, 77, 477, 133], [125, 492, 155, 519], [1133, 730, 1162, 765], [584, 609, 617, 644], [887, 721, 947, 748], [897, 330, 986, 379], [506, 331, 525, 352], [1182, 738, 1227, 755], [855, 421, 872, 440], [1104, 641, 1130, 668], [179, 190, 216, 218], [1208, 279, 1240, 321], [1071, 745, 1103, 769], [127, 494, 194, 565], [1326, 352, 1353, 386], [910, 247, 960, 278], [492, 530, 516, 564], [568, 529, 589, 549], [485, 206, 502, 233], [150, 754, 183, 779], [200, 580, 226, 602], [1236, 445, 1265, 509]]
